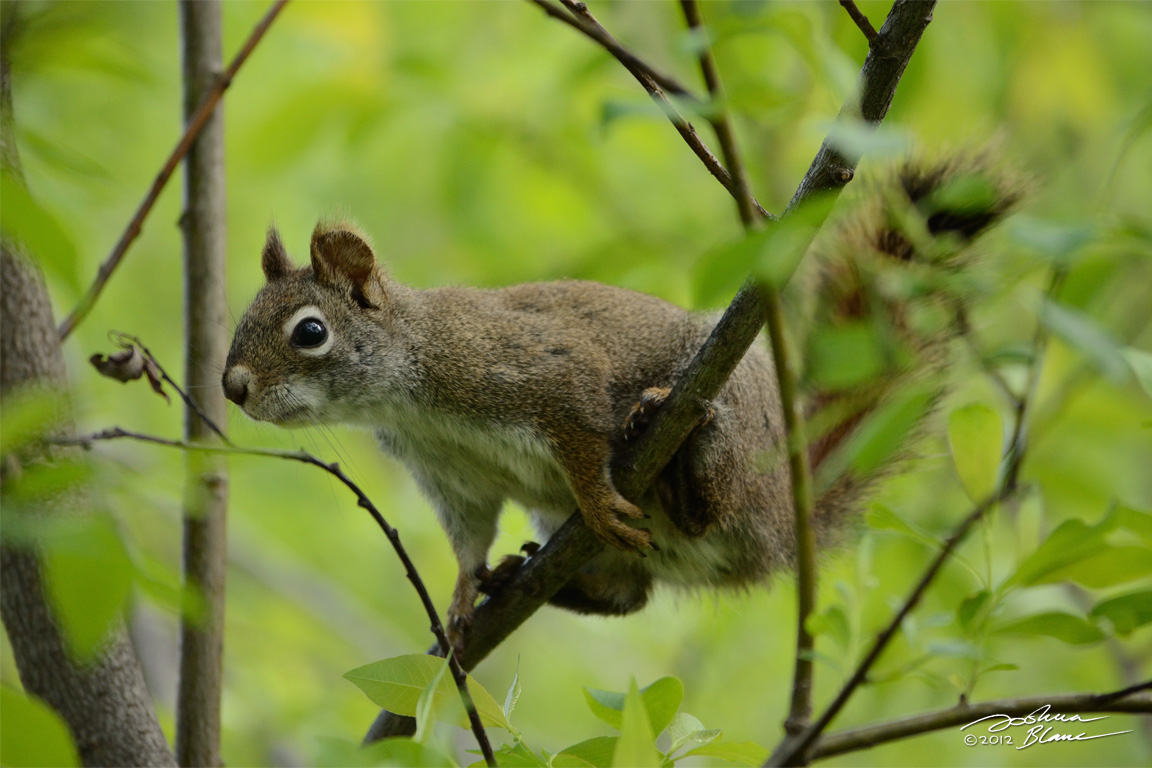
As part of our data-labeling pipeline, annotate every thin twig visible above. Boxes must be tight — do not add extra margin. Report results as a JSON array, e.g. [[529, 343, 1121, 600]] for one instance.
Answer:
[[767, 245, 1062, 767], [839, 0, 878, 43], [809, 686, 1152, 760], [57, 0, 290, 341], [111, 333, 231, 446], [365, 0, 937, 743], [57, 427, 497, 767], [532, 0, 773, 220], [537, 0, 701, 103], [677, 0, 817, 737]]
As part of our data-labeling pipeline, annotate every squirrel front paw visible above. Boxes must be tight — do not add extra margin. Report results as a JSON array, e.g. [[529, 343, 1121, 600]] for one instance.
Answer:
[[445, 573, 481, 652]]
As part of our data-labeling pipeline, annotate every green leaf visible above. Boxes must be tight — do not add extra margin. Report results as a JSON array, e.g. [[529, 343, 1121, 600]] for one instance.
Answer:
[[1008, 216, 1095, 262], [344, 655, 511, 731], [1122, 347, 1152, 399], [490, 741, 547, 768], [666, 713, 720, 755], [0, 687, 80, 767], [679, 741, 769, 766], [925, 640, 983, 660], [692, 193, 836, 307], [995, 611, 1106, 644], [558, 737, 618, 768], [583, 677, 683, 735], [42, 515, 134, 660], [0, 388, 64, 456], [1036, 546, 1152, 588], [504, 659, 522, 721], [838, 383, 935, 477], [1009, 518, 1108, 586], [0, 172, 80, 291], [1040, 299, 1129, 383], [611, 679, 660, 768], [314, 736, 456, 768], [806, 605, 850, 652], [806, 322, 889, 390], [1114, 505, 1152, 547], [1090, 590, 1152, 636], [414, 653, 451, 744], [947, 403, 1003, 502], [958, 590, 991, 631], [824, 119, 912, 159]]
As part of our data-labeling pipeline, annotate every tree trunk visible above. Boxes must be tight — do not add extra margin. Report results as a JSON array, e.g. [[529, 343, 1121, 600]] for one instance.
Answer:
[[0, 9, 175, 766], [174, 1, 229, 766]]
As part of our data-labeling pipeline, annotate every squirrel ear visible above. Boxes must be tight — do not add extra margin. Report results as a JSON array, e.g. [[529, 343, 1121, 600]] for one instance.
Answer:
[[309, 223, 385, 307], [262, 228, 293, 281]]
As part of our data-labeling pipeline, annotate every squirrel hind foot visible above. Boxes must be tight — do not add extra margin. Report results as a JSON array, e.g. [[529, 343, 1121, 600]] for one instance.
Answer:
[[476, 543, 541, 596], [621, 387, 714, 442]]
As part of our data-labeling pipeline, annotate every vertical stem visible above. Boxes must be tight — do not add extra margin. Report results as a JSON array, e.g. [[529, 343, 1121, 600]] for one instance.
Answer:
[[679, 0, 816, 737], [176, 1, 229, 765]]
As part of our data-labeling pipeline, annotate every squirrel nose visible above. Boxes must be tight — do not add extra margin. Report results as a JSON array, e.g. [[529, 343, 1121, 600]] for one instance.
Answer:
[[222, 367, 251, 407]]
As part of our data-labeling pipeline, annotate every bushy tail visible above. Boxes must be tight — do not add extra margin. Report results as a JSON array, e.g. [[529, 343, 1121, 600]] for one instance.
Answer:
[[792, 156, 1020, 539]]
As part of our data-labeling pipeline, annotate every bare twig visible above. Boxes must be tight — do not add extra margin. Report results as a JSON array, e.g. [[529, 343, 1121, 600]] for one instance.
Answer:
[[767, 243, 1060, 768], [809, 687, 1152, 760], [677, 0, 817, 737], [366, 0, 937, 744], [56, 0, 290, 341], [531, 0, 773, 220], [534, 0, 700, 102], [839, 0, 878, 43], [58, 427, 496, 767], [108, 333, 231, 445]]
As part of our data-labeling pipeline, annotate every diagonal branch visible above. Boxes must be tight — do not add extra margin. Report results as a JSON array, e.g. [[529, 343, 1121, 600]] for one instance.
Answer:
[[677, 0, 817, 738], [56, 427, 497, 766], [57, 0, 290, 341], [365, 0, 938, 743], [767, 239, 1056, 768], [810, 686, 1152, 760], [530, 0, 773, 220]]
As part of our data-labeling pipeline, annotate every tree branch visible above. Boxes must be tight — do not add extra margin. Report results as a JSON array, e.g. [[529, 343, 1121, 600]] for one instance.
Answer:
[[56, 427, 496, 767], [56, 0, 289, 341], [365, 0, 938, 743], [530, 0, 773, 220], [810, 687, 1152, 760], [678, 0, 817, 738], [839, 1, 878, 43], [2, 9, 175, 763], [175, 2, 229, 763], [767, 230, 1057, 768]]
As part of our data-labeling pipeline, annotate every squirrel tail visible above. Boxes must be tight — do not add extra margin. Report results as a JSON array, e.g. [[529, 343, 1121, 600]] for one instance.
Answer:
[[795, 155, 1021, 543]]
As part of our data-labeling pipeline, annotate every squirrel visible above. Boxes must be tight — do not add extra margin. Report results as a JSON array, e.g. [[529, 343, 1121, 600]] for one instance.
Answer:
[[223, 159, 1016, 646]]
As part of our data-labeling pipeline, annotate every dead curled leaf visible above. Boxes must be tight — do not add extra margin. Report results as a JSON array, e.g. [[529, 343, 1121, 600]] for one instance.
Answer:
[[89, 347, 170, 403]]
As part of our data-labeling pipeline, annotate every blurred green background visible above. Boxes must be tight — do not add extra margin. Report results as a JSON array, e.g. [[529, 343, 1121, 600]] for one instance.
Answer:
[[2, 1, 1151, 765]]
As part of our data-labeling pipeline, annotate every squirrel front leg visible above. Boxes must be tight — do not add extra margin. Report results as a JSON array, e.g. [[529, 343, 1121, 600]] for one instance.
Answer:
[[423, 490, 501, 650], [551, 429, 652, 553]]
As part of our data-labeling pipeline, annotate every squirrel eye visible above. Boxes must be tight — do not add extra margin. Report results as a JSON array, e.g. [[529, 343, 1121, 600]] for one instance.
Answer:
[[291, 318, 328, 348]]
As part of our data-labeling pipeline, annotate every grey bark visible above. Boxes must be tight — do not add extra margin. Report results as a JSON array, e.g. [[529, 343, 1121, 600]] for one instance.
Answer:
[[175, 1, 229, 766], [0, 9, 175, 765]]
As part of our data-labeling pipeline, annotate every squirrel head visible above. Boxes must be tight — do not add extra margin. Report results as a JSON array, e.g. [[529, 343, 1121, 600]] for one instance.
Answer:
[[223, 221, 414, 426]]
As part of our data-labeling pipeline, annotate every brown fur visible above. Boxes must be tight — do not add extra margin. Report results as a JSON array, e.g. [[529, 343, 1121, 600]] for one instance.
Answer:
[[223, 160, 1015, 645]]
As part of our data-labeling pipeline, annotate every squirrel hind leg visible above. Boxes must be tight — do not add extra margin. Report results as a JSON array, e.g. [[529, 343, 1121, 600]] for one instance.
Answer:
[[620, 386, 718, 538], [549, 558, 652, 616]]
